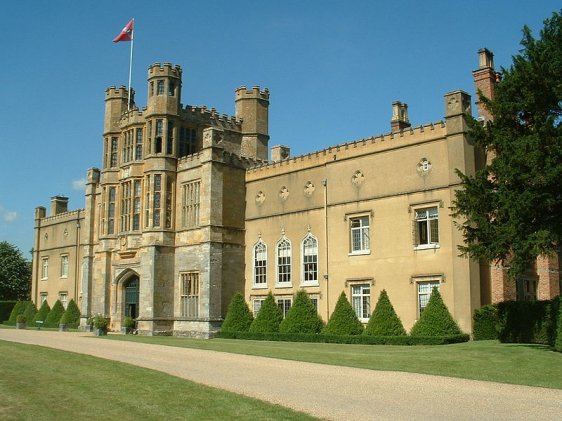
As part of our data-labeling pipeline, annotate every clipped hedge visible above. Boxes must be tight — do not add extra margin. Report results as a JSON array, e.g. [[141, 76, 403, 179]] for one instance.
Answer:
[[221, 293, 254, 333], [410, 288, 462, 336], [44, 300, 65, 328], [0, 301, 17, 323], [322, 292, 363, 336], [364, 289, 406, 336], [279, 290, 323, 334], [217, 330, 469, 345], [555, 300, 562, 352], [33, 300, 51, 324], [249, 292, 283, 334], [60, 299, 81, 328], [473, 305, 499, 340], [496, 298, 559, 346]]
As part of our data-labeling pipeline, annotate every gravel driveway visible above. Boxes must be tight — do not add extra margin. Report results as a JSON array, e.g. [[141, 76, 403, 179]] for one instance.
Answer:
[[1, 329, 561, 420]]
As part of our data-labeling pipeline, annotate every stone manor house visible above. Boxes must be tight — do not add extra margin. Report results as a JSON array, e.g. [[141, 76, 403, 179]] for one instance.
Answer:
[[31, 49, 561, 336]]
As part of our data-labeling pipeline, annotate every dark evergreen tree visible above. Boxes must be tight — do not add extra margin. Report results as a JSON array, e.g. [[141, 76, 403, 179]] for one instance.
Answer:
[[322, 291, 363, 335], [221, 293, 254, 333], [22, 301, 38, 323], [410, 288, 462, 336], [33, 300, 51, 324], [59, 299, 81, 327], [364, 289, 406, 336], [0, 241, 31, 300], [249, 292, 283, 333], [44, 300, 65, 327], [453, 11, 562, 278], [279, 290, 323, 334]]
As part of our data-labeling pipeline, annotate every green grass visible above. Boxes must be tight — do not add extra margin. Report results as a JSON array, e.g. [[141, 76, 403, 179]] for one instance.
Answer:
[[107, 335, 562, 389], [0, 340, 317, 421]]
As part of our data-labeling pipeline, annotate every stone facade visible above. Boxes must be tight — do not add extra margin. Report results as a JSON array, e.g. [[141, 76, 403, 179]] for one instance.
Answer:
[[31, 50, 561, 336]]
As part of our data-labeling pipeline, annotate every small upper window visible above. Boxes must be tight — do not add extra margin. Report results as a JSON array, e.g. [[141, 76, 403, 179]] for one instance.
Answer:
[[168, 81, 175, 96], [253, 241, 267, 287], [156, 80, 164, 95], [350, 216, 370, 254], [60, 255, 69, 278], [302, 234, 318, 285], [414, 206, 439, 248]]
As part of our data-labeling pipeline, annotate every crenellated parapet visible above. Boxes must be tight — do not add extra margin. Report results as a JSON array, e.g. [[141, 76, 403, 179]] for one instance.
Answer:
[[181, 105, 242, 130], [235, 85, 270, 102], [148, 62, 182, 79], [247, 121, 446, 175]]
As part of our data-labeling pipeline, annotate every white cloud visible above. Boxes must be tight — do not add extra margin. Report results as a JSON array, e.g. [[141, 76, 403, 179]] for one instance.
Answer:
[[72, 178, 86, 191], [0, 205, 17, 222]]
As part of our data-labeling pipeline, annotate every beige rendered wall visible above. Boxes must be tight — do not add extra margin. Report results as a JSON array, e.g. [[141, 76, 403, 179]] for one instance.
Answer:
[[245, 120, 480, 333]]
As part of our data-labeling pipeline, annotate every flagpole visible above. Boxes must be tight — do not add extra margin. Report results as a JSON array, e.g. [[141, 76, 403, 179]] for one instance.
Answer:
[[127, 19, 134, 111]]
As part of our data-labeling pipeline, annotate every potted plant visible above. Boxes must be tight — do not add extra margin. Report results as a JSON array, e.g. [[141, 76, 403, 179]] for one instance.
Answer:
[[16, 315, 27, 329], [122, 316, 136, 334], [93, 314, 109, 336]]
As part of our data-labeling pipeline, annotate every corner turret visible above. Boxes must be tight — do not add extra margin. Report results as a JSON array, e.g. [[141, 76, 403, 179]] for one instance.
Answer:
[[146, 62, 182, 116], [235, 86, 269, 160], [104, 86, 132, 135]]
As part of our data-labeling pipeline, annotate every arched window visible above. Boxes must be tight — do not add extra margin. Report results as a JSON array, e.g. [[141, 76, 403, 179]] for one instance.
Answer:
[[253, 240, 267, 287], [276, 237, 292, 285], [302, 234, 318, 285]]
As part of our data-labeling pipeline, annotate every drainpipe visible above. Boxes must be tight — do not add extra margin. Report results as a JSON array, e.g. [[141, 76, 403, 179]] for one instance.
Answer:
[[322, 178, 329, 322], [75, 210, 81, 304]]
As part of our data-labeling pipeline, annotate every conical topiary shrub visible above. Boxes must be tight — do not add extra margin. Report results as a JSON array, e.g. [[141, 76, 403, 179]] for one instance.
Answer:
[[59, 299, 81, 328], [364, 289, 406, 336], [33, 300, 51, 324], [22, 301, 38, 323], [44, 300, 65, 328], [410, 288, 462, 336], [279, 290, 324, 334], [7, 300, 28, 324], [322, 291, 364, 335], [221, 293, 254, 333], [249, 292, 283, 333]]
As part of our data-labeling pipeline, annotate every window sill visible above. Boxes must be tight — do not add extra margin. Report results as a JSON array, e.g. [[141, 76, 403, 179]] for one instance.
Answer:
[[300, 281, 320, 288], [252, 284, 268, 290], [275, 283, 293, 289], [414, 244, 440, 251], [348, 250, 370, 256]]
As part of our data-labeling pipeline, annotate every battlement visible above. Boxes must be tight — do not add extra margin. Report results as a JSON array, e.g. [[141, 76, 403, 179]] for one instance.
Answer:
[[148, 62, 182, 78], [181, 105, 243, 129], [246, 121, 446, 176], [235, 86, 270, 101], [105, 85, 130, 100], [41, 208, 84, 223]]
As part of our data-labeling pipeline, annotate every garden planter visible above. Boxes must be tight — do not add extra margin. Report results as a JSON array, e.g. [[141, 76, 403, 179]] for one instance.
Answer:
[[93, 328, 107, 336], [16, 322, 26, 329]]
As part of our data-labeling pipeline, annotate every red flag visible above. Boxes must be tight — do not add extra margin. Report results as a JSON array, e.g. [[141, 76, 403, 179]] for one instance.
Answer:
[[113, 19, 134, 42]]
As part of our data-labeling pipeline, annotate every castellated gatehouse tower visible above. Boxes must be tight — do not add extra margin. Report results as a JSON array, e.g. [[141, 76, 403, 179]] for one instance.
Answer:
[[77, 62, 269, 337]]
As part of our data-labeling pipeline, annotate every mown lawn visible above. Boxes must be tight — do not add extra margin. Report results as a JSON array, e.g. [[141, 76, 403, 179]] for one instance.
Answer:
[[107, 335, 562, 389], [0, 340, 317, 421]]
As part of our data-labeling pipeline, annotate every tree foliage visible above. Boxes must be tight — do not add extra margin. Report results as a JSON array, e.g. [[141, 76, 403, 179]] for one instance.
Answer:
[[364, 290, 406, 336], [410, 288, 462, 336], [0, 241, 31, 300], [279, 290, 323, 334], [249, 292, 283, 333], [322, 291, 364, 335], [221, 293, 254, 333], [453, 11, 562, 278]]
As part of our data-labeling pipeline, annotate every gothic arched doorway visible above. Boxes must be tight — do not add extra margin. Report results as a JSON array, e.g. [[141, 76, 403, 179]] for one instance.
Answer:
[[123, 276, 139, 318]]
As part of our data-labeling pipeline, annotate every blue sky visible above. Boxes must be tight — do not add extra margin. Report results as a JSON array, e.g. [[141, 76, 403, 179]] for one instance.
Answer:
[[0, 1, 557, 257]]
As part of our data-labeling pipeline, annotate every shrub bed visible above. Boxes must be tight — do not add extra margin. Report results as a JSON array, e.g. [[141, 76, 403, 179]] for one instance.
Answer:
[[217, 331, 469, 345]]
